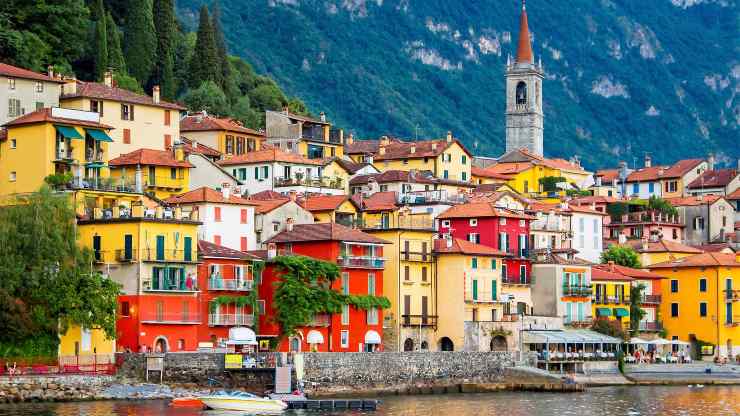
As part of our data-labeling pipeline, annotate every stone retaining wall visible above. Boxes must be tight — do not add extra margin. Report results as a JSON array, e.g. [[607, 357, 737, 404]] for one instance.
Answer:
[[0, 375, 114, 402]]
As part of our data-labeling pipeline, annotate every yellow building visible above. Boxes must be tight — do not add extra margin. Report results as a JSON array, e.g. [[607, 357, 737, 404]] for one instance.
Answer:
[[434, 237, 506, 352], [180, 111, 264, 156], [58, 326, 115, 357], [60, 74, 184, 158], [320, 158, 352, 194], [591, 264, 632, 330], [298, 194, 359, 226], [650, 253, 740, 358], [265, 109, 344, 159], [0, 107, 115, 196], [108, 147, 193, 200], [372, 132, 472, 183], [362, 210, 437, 352], [620, 238, 704, 267]]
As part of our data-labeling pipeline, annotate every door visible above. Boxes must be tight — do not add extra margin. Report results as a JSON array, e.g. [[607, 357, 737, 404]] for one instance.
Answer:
[[123, 234, 133, 260], [183, 236, 192, 262], [156, 235, 165, 261], [148, 166, 156, 185], [403, 295, 411, 325], [421, 296, 428, 325], [92, 235, 101, 261]]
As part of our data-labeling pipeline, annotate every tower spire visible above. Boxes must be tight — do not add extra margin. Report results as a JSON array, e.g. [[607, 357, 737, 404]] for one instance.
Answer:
[[516, 0, 533, 64]]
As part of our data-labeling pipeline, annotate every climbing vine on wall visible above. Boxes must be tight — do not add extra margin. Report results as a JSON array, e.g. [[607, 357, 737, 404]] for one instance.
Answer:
[[271, 255, 391, 338]]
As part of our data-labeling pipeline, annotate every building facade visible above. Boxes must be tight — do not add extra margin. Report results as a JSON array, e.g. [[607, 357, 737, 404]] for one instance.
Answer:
[[0, 63, 62, 126]]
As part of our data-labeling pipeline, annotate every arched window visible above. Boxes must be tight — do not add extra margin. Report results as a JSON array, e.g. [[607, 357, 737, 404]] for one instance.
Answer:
[[438, 337, 454, 351], [403, 338, 414, 352], [420, 341, 429, 350], [490, 336, 508, 351], [516, 82, 527, 105]]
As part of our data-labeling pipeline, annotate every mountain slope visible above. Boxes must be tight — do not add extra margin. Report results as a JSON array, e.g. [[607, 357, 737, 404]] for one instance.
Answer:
[[177, 0, 739, 169]]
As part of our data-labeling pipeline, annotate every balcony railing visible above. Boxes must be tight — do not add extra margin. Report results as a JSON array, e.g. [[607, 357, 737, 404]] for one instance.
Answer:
[[140, 248, 198, 263], [401, 315, 438, 328], [140, 312, 201, 324], [398, 190, 467, 205], [642, 294, 662, 305], [208, 314, 254, 326], [593, 295, 631, 305], [400, 251, 434, 262], [208, 278, 253, 291], [361, 216, 435, 231], [725, 290, 740, 301], [273, 176, 344, 190], [115, 249, 138, 262], [562, 285, 593, 297], [725, 316, 740, 326], [55, 149, 74, 161], [610, 210, 682, 225], [328, 129, 342, 144], [337, 256, 385, 269], [638, 321, 662, 331], [564, 318, 593, 327], [502, 276, 530, 285], [145, 275, 198, 292], [306, 313, 331, 327], [85, 149, 104, 163], [73, 176, 138, 193], [79, 204, 200, 223]]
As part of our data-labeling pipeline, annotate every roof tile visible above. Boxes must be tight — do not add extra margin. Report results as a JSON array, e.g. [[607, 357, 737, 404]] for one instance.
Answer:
[[0, 63, 64, 83], [217, 148, 325, 166], [266, 222, 389, 244], [180, 113, 264, 136], [61, 81, 185, 110], [165, 187, 256, 205], [108, 148, 194, 168]]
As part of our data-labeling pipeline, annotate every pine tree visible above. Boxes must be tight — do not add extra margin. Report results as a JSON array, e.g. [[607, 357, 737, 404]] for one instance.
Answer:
[[124, 0, 156, 87], [188, 5, 218, 88], [151, 0, 176, 99], [211, 1, 231, 92], [93, 0, 108, 81], [106, 12, 126, 74]]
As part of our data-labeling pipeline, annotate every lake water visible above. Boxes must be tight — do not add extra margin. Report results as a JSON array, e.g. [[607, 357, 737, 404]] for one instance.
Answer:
[[0, 386, 738, 415]]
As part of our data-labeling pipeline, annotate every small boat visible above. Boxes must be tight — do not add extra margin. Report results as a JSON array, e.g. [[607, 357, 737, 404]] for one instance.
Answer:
[[170, 397, 204, 407], [198, 391, 288, 413]]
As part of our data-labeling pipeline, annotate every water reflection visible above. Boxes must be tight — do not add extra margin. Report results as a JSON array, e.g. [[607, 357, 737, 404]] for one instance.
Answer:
[[0, 386, 738, 416]]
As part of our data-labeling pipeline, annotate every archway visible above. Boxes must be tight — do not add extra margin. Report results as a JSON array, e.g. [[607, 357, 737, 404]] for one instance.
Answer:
[[153, 336, 169, 353], [403, 338, 414, 352], [516, 81, 527, 105], [490, 336, 508, 352], [438, 337, 454, 352], [289, 337, 301, 352], [420, 341, 429, 351]]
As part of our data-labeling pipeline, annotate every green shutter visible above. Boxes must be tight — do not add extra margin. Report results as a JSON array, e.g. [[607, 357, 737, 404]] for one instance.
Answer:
[[492, 259, 496, 270], [472, 280, 478, 300], [124, 234, 133, 260], [492, 280, 497, 301], [472, 257, 478, 269], [156, 235, 165, 261], [184, 236, 192, 262]]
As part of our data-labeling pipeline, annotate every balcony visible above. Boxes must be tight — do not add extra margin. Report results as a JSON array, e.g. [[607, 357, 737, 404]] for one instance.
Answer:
[[638, 321, 663, 332], [502, 276, 530, 286], [642, 294, 662, 305], [401, 315, 438, 329], [273, 176, 344, 190], [140, 311, 201, 324], [726, 316, 740, 327], [306, 313, 331, 327], [562, 285, 593, 297], [337, 255, 385, 269], [400, 251, 434, 262], [85, 148, 104, 163], [144, 175, 185, 190], [208, 278, 254, 291], [115, 249, 138, 262], [610, 210, 682, 225], [564, 318, 593, 328], [593, 295, 631, 305], [362, 215, 435, 231], [328, 129, 342, 144], [55, 149, 75, 162], [725, 290, 740, 301], [78, 204, 200, 223], [208, 313, 254, 326], [398, 190, 467, 205], [73, 176, 138, 193], [140, 249, 198, 264], [301, 125, 325, 142]]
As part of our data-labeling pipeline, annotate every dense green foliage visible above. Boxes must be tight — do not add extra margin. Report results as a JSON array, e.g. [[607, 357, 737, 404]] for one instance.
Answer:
[[0, 188, 121, 357], [538, 176, 566, 193], [591, 318, 626, 340], [600, 245, 642, 268], [176, 0, 739, 168], [629, 284, 647, 336], [271, 256, 390, 338], [647, 195, 679, 217], [93, 0, 108, 80], [124, 0, 157, 83], [152, 0, 177, 99], [189, 6, 220, 88]]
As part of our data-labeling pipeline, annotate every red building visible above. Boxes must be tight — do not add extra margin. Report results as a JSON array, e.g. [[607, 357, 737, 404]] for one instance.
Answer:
[[258, 223, 388, 352], [437, 201, 536, 283], [117, 294, 200, 353]]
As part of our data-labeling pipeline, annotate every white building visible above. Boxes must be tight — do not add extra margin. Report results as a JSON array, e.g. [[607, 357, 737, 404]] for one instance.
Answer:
[[568, 204, 606, 264], [166, 186, 257, 252], [0, 63, 62, 125]]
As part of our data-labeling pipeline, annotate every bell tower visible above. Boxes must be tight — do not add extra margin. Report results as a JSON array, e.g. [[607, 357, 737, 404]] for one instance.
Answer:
[[505, 0, 544, 156]]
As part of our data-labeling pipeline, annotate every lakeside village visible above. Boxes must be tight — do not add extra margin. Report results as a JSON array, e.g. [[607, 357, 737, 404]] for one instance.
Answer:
[[0, 3, 739, 404]]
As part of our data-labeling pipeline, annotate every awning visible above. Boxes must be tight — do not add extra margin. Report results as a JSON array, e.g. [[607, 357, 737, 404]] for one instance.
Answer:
[[364, 330, 381, 345], [596, 308, 612, 317], [649, 338, 672, 345], [85, 128, 113, 142], [306, 330, 324, 344], [614, 308, 629, 317], [55, 125, 83, 140], [522, 329, 622, 345], [629, 337, 649, 344], [225, 327, 258, 345], [85, 162, 105, 168]]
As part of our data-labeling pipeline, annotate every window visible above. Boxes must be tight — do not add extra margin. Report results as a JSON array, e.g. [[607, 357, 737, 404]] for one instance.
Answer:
[[671, 303, 679, 318], [8, 98, 21, 117], [341, 330, 349, 348], [121, 103, 133, 120], [461, 172, 467, 181], [648, 182, 655, 193], [499, 218, 507, 225], [272, 222, 280, 232], [170, 167, 177, 179], [472, 257, 478, 269], [667, 181, 678, 193], [368, 273, 376, 295], [225, 136, 234, 154], [519, 234, 527, 257], [699, 302, 707, 317], [380, 184, 388, 192], [523, 180, 529, 193], [35, 101, 44, 110], [9, 171, 16, 182], [240, 209, 248, 224], [123, 128, 131, 144], [469, 218, 478, 226], [214, 235, 221, 245], [443, 170, 449, 179], [214, 207, 221, 222], [520, 265, 527, 283], [8, 78, 15, 90], [694, 217, 705, 230], [121, 301, 130, 317], [35, 81, 43, 93], [240, 236, 248, 251], [498, 232, 508, 252], [90, 100, 103, 115], [670, 279, 678, 293], [519, 219, 526, 227], [632, 183, 639, 195], [164, 110, 171, 126], [341, 304, 349, 325], [461, 155, 467, 164], [402, 159, 408, 165], [421, 267, 427, 282], [468, 233, 480, 244], [501, 264, 507, 281], [164, 134, 171, 148], [441, 220, 450, 228], [699, 278, 707, 292], [236, 137, 244, 154], [10, 139, 16, 149], [341, 272, 349, 295], [516, 81, 527, 104], [262, 166, 269, 178], [491, 259, 497, 270], [367, 308, 378, 325], [404, 266, 410, 281]]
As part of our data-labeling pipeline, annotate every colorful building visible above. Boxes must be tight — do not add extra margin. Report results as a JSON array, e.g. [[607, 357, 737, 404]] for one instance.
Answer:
[[349, 169, 475, 197], [0, 62, 63, 126], [180, 111, 264, 156], [591, 264, 632, 331], [619, 238, 703, 267], [531, 249, 593, 327], [261, 223, 388, 352], [298, 194, 359, 226], [60, 73, 185, 157], [246, 192, 315, 247], [622, 157, 707, 199], [650, 253, 740, 358], [108, 147, 193, 200], [666, 195, 735, 246], [605, 210, 684, 243], [265, 109, 344, 159]]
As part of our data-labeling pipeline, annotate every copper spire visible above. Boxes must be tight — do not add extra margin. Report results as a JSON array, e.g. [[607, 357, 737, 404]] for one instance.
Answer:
[[515, 0, 533, 64]]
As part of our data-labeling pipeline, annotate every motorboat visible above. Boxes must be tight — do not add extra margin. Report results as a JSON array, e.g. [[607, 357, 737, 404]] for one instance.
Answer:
[[170, 397, 203, 407], [198, 391, 287, 412]]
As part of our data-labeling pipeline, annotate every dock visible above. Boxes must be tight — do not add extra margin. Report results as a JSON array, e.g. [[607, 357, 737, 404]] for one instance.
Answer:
[[285, 399, 380, 410]]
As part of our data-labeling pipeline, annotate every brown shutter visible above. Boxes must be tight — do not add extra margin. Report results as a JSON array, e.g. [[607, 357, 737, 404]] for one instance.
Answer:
[[164, 110, 171, 126], [123, 129, 131, 144], [120, 103, 124, 120], [130, 105, 134, 120], [164, 134, 171, 148], [421, 267, 427, 282], [100, 100, 103, 117], [404, 265, 410, 281]]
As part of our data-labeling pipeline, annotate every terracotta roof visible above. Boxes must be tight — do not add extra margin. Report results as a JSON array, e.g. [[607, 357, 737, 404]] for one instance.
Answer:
[[345, 138, 404, 155], [627, 159, 704, 182], [473, 183, 508, 193], [248, 198, 291, 214], [727, 188, 740, 200], [175, 137, 221, 157], [334, 158, 371, 174], [298, 195, 351, 212], [266, 222, 389, 244], [593, 263, 664, 280], [250, 190, 285, 200], [165, 187, 256, 205], [374, 138, 470, 161], [437, 202, 536, 220], [108, 148, 194, 168], [649, 252, 740, 268], [591, 266, 633, 282], [621, 239, 703, 254], [349, 170, 474, 188], [485, 162, 534, 175], [569, 195, 618, 205], [687, 169, 738, 189], [434, 238, 506, 257], [352, 191, 399, 212], [471, 166, 514, 180], [690, 243, 735, 253], [497, 148, 585, 172], [567, 204, 609, 216], [596, 169, 620, 183], [665, 195, 722, 207], [532, 249, 592, 266], [217, 148, 324, 166], [180, 113, 264, 136], [268, 109, 329, 125], [2, 108, 114, 129], [198, 240, 260, 259], [0, 63, 64, 83], [61, 81, 185, 110], [515, 3, 533, 64]]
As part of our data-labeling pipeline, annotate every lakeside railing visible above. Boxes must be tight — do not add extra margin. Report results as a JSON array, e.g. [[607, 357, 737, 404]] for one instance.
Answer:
[[0, 355, 115, 376]]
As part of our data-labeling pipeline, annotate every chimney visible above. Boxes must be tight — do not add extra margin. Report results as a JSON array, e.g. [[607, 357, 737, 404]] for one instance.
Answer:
[[173, 140, 185, 161], [347, 133, 354, 145], [47, 65, 54, 79], [64, 79, 77, 95], [221, 183, 231, 200], [641, 236, 649, 251], [644, 154, 652, 168], [152, 85, 160, 104], [431, 142, 437, 151], [289, 190, 297, 202], [379, 146, 386, 156], [380, 136, 390, 146], [104, 70, 113, 88], [707, 154, 715, 171], [608, 261, 615, 272], [446, 131, 453, 143], [410, 144, 416, 154], [286, 217, 294, 232], [319, 112, 326, 122]]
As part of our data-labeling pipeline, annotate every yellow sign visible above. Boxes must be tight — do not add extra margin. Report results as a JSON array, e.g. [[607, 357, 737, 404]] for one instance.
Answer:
[[701, 345, 714, 356], [259, 340, 270, 351], [225, 354, 243, 369]]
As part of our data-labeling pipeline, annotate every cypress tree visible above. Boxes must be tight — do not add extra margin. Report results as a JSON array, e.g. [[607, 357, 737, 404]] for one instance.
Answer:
[[152, 0, 176, 99], [93, 0, 108, 81], [124, 0, 156, 86], [211, 1, 231, 92], [188, 5, 218, 88], [106, 12, 126, 74]]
